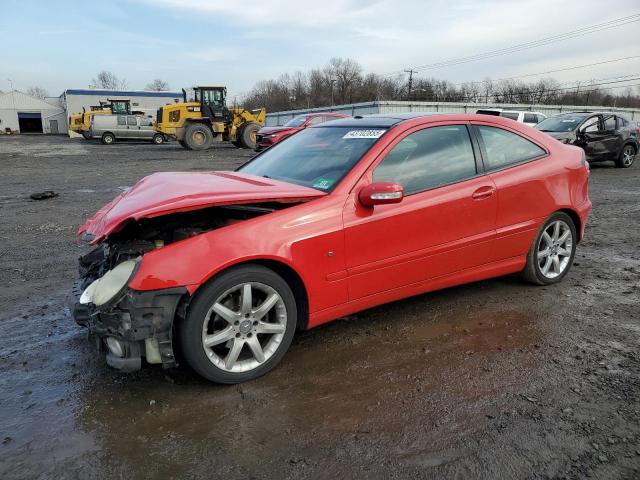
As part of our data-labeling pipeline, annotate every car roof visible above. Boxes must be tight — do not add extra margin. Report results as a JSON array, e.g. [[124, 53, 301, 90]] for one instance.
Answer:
[[317, 112, 441, 128]]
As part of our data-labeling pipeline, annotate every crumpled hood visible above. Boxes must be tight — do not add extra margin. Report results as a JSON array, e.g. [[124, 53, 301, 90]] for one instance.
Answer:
[[257, 126, 297, 136], [78, 171, 325, 243]]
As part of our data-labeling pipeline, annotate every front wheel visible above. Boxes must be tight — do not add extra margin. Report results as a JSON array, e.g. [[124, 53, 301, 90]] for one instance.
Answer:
[[616, 144, 636, 168], [522, 212, 577, 285], [238, 122, 260, 149], [179, 265, 297, 383], [152, 134, 165, 145]]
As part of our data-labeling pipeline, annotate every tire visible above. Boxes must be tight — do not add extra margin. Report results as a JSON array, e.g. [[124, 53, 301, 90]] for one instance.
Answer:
[[178, 139, 187, 149], [180, 265, 297, 384], [101, 133, 115, 145], [152, 134, 164, 145], [81, 130, 91, 140], [522, 212, 577, 285], [615, 144, 636, 168], [238, 122, 260, 149], [184, 123, 213, 150]]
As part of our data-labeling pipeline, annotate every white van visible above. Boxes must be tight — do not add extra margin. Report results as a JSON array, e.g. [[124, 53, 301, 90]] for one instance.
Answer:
[[89, 114, 166, 145], [476, 109, 547, 126]]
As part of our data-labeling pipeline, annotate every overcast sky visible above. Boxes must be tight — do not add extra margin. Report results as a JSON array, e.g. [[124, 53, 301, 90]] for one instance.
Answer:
[[1, 0, 638, 99]]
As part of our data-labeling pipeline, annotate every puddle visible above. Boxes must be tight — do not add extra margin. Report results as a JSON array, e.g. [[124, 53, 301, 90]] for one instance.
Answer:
[[0, 290, 543, 479]]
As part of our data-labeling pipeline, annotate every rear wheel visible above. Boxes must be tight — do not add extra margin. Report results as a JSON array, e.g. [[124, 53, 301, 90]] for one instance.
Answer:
[[152, 134, 164, 145], [522, 212, 576, 285], [239, 122, 260, 149], [101, 133, 115, 145], [615, 144, 636, 168], [180, 265, 297, 384], [184, 123, 213, 150]]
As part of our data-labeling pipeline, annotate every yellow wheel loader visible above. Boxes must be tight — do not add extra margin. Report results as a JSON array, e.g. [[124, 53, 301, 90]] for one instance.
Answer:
[[154, 86, 266, 150]]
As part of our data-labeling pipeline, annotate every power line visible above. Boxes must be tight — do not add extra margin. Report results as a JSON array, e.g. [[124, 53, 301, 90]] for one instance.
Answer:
[[416, 76, 640, 103], [448, 56, 640, 86], [385, 13, 640, 77]]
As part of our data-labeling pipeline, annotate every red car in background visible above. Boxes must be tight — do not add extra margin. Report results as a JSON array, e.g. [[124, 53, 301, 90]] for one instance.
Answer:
[[255, 112, 348, 151], [70, 113, 591, 384]]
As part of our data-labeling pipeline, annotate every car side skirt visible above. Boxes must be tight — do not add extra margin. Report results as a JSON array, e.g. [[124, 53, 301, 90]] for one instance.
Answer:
[[307, 255, 526, 329]]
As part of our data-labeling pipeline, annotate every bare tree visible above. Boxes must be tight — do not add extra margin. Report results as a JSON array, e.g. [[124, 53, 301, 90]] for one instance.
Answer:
[[27, 86, 48, 99], [241, 58, 640, 111], [145, 79, 170, 91], [90, 71, 127, 90]]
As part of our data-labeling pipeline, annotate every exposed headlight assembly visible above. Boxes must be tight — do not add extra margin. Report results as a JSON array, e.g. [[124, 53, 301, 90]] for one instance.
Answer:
[[80, 260, 138, 306]]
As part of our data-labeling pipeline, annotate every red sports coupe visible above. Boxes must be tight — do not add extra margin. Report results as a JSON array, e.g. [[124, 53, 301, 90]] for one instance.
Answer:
[[254, 112, 348, 151], [70, 113, 591, 383]]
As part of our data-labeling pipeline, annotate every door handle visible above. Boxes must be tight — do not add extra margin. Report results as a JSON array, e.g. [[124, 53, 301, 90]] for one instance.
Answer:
[[471, 186, 496, 200]]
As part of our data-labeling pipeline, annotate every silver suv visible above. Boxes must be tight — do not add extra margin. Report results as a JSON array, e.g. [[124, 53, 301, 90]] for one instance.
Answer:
[[89, 114, 166, 145]]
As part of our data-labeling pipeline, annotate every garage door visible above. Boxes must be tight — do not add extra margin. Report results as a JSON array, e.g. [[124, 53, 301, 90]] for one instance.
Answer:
[[18, 112, 43, 133]]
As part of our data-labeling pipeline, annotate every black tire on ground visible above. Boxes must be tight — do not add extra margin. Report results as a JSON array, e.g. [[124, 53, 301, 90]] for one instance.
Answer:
[[615, 144, 636, 168], [101, 133, 115, 145], [522, 211, 577, 286], [179, 264, 297, 384], [238, 122, 260, 149], [178, 139, 187, 148], [184, 123, 214, 150], [81, 131, 91, 140], [152, 134, 165, 145]]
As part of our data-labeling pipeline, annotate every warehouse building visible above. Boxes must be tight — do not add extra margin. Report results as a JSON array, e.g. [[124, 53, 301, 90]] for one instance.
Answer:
[[0, 90, 67, 134]]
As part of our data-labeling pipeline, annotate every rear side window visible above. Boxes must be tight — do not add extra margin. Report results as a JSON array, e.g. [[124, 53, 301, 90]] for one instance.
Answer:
[[117, 116, 126, 126], [500, 112, 520, 121], [306, 116, 326, 126], [523, 113, 538, 123], [127, 116, 138, 126], [477, 126, 546, 170], [373, 125, 477, 195]]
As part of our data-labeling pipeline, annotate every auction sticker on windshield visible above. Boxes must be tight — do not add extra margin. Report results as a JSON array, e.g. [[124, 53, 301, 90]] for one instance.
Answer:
[[343, 129, 386, 139]]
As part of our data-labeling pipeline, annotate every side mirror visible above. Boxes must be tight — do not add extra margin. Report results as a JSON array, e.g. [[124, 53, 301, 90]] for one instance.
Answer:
[[359, 182, 404, 207]]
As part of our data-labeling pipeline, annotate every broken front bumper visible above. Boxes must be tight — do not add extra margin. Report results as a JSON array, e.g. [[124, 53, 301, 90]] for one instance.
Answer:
[[68, 281, 187, 372]]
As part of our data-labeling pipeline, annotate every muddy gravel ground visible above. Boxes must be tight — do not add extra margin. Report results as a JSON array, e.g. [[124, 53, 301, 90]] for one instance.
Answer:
[[0, 135, 639, 480]]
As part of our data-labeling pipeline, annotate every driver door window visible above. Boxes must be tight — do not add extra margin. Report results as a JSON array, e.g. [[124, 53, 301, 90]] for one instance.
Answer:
[[603, 116, 616, 131], [581, 117, 600, 133], [373, 125, 477, 194]]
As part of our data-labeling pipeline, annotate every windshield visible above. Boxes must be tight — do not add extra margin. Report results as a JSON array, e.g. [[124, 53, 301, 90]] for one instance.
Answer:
[[535, 115, 587, 132], [239, 126, 387, 192], [283, 116, 310, 127]]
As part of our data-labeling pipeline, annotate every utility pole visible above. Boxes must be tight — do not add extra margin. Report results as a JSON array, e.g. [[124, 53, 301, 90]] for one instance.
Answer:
[[404, 69, 416, 100], [329, 78, 336, 106]]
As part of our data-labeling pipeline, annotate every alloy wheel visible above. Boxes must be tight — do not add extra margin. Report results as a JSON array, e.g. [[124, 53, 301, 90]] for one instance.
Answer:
[[622, 146, 635, 167], [537, 220, 573, 279], [201, 282, 287, 373]]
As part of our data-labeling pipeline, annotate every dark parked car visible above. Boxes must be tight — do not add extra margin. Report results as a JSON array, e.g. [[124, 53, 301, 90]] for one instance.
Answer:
[[255, 113, 348, 151], [535, 112, 638, 168]]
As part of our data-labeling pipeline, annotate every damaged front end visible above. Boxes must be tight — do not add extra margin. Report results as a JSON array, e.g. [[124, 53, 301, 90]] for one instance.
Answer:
[[68, 203, 286, 372]]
